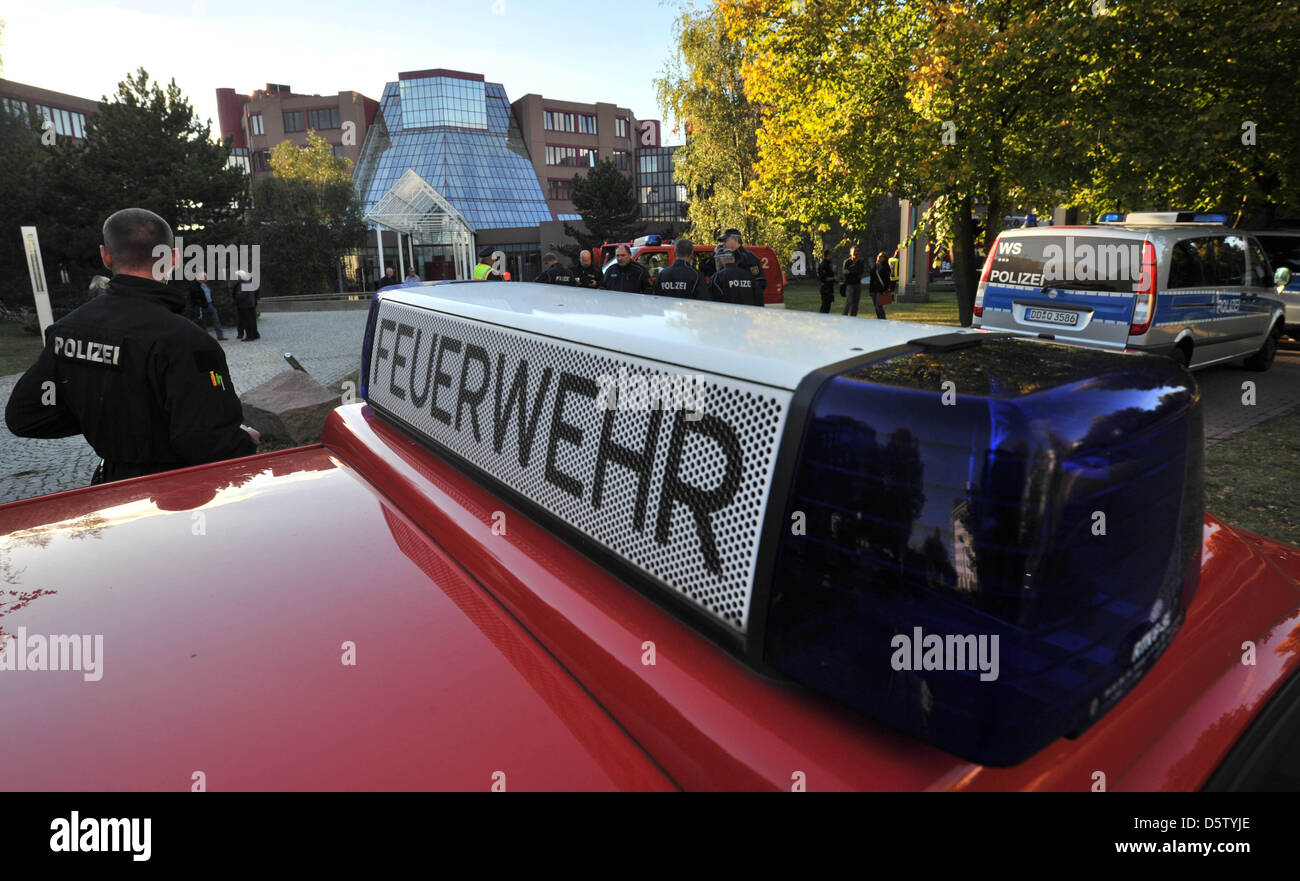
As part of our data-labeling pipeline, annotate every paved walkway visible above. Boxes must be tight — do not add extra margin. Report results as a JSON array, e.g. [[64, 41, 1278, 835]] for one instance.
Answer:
[[0, 311, 368, 505], [1200, 339, 1300, 445]]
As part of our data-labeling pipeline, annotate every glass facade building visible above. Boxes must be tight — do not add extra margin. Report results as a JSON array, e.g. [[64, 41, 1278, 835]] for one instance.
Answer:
[[355, 71, 554, 231], [637, 146, 687, 222]]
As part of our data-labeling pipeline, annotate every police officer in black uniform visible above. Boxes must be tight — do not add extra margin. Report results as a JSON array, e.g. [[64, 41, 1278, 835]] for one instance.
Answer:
[[817, 249, 837, 313], [602, 245, 651, 293], [533, 252, 575, 285], [5, 208, 259, 485], [707, 249, 761, 306], [704, 228, 766, 304], [653, 239, 707, 300], [572, 249, 601, 289]]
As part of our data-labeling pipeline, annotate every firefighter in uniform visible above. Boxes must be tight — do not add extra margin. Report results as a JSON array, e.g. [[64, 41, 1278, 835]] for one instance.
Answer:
[[5, 208, 259, 485], [602, 245, 651, 293], [706, 249, 761, 306], [473, 249, 503, 281], [653, 239, 707, 300], [572, 250, 601, 289], [533, 252, 575, 285]]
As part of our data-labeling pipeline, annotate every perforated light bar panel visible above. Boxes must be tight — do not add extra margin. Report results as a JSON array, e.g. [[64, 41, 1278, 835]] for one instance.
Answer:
[[361, 284, 1204, 766]]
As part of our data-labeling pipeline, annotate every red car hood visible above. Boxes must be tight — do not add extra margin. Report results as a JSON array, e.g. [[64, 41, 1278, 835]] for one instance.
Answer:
[[0, 447, 672, 791]]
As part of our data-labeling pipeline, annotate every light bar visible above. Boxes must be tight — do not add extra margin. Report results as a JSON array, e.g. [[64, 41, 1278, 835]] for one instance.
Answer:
[[361, 283, 1204, 766]]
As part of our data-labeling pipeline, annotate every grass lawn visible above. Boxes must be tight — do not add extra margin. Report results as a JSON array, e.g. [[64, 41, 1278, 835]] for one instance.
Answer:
[[1204, 408, 1300, 547], [782, 280, 963, 326], [0, 321, 43, 376]]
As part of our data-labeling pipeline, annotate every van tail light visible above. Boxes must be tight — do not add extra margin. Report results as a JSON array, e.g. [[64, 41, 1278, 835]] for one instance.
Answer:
[[974, 240, 999, 319], [1129, 240, 1158, 335]]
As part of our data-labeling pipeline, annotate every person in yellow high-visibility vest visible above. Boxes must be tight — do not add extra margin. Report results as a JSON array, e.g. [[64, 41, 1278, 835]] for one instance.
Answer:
[[888, 251, 899, 283], [473, 249, 503, 281]]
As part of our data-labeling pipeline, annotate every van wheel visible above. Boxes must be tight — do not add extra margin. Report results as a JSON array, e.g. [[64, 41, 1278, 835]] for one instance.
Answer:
[[1243, 326, 1280, 372], [1173, 343, 1192, 369]]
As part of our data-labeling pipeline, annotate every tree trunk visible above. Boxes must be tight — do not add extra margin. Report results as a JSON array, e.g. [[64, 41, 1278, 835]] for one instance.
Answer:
[[952, 195, 977, 327]]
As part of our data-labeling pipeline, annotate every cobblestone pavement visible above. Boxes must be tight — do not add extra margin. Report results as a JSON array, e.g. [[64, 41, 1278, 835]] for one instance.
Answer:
[[0, 311, 368, 505], [1200, 339, 1300, 445], [1, 314, 1297, 505]]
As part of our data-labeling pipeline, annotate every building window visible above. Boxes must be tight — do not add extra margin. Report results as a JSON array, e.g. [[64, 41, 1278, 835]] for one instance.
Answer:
[[228, 146, 250, 174], [615, 117, 628, 138], [308, 107, 342, 130], [547, 178, 573, 201], [399, 75, 487, 130], [577, 113, 597, 134], [331, 144, 346, 159], [283, 111, 305, 132], [613, 150, 630, 171], [544, 110, 574, 132], [2, 97, 29, 116], [249, 113, 264, 135], [252, 149, 272, 172], [545, 145, 596, 168]]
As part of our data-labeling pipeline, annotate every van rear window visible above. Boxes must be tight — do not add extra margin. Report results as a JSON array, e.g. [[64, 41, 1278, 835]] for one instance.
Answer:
[[987, 235, 1147, 293]]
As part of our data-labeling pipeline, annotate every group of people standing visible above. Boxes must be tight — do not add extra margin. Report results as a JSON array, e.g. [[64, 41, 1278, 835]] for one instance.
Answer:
[[817, 246, 891, 319], [529, 228, 768, 308], [187, 271, 260, 341]]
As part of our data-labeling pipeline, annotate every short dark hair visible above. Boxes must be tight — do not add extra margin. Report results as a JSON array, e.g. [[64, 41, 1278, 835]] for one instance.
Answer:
[[543, 252, 558, 265], [675, 238, 693, 258], [823, 249, 832, 260], [102, 208, 174, 272]]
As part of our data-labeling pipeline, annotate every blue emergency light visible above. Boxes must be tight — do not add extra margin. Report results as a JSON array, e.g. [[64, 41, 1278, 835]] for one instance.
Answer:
[[1192, 213, 1229, 224], [1098, 212, 1126, 222], [763, 337, 1203, 766]]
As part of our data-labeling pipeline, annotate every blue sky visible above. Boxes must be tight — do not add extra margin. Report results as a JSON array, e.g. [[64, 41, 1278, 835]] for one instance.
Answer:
[[1, 0, 691, 144]]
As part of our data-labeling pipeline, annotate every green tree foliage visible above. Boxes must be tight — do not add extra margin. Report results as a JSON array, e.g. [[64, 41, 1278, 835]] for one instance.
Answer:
[[562, 156, 643, 250], [41, 69, 248, 282], [2, 68, 246, 316], [729, 0, 1101, 325], [656, 6, 799, 258], [247, 130, 367, 295], [1067, 1, 1300, 223], [727, 0, 1300, 325], [0, 100, 50, 310]]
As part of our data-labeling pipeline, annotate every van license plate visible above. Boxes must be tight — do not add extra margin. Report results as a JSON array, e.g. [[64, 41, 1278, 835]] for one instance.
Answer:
[[1026, 308, 1079, 326]]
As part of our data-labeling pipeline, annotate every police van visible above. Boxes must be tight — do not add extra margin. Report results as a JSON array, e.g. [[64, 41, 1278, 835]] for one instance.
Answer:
[[973, 212, 1285, 370], [1250, 228, 1300, 341]]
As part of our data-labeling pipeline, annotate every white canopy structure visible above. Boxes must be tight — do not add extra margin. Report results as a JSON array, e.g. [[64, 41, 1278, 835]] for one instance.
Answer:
[[364, 169, 477, 280]]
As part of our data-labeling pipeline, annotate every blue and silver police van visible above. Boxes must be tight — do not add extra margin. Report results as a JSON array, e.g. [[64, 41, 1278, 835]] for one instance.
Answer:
[[973, 212, 1285, 371]]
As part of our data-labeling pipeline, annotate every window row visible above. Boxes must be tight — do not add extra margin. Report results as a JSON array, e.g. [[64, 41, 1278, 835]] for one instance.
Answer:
[[544, 110, 597, 134], [547, 178, 572, 201], [3, 98, 88, 138], [545, 145, 597, 168]]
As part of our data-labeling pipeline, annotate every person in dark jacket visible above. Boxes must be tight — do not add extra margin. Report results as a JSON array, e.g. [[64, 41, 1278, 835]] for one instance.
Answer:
[[653, 239, 707, 300], [4, 207, 258, 485], [602, 245, 651, 293], [817, 250, 837, 313], [842, 246, 865, 316], [867, 250, 890, 319], [533, 252, 575, 285], [704, 229, 766, 304], [188, 272, 226, 340], [706, 250, 761, 306], [232, 270, 259, 340], [378, 266, 401, 289], [572, 250, 601, 289]]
